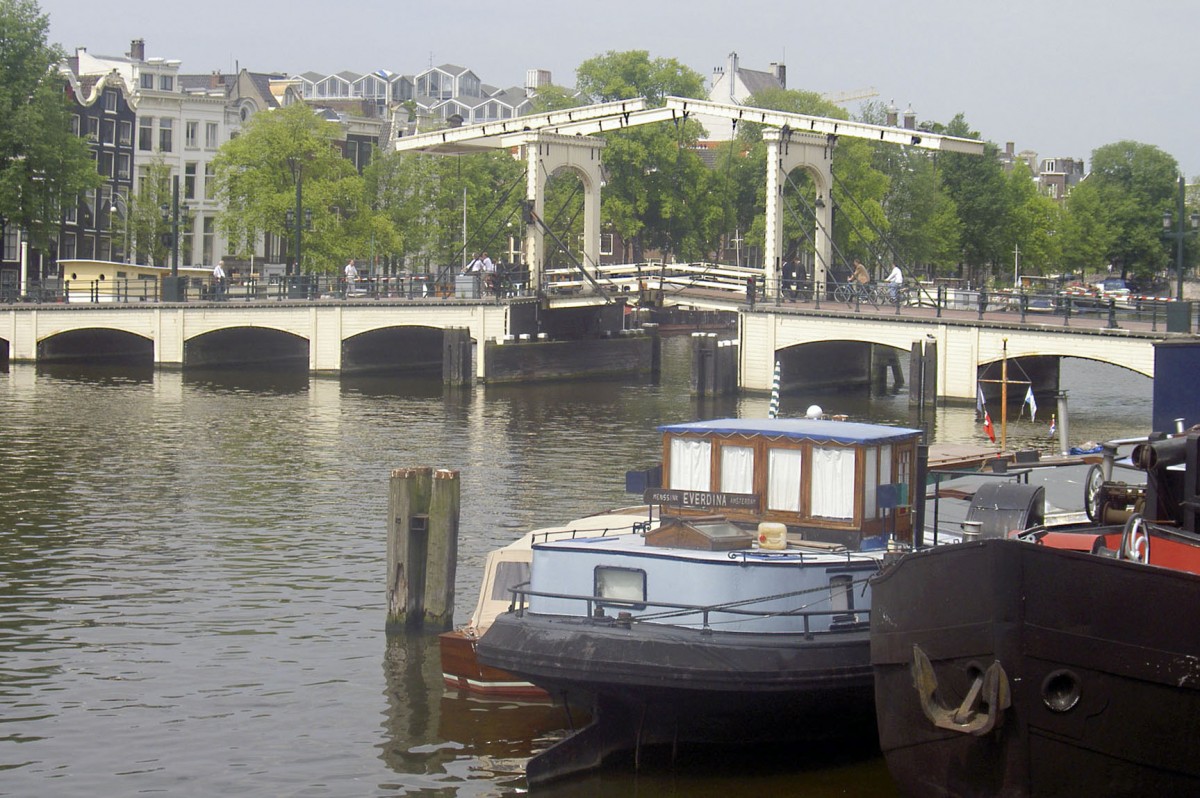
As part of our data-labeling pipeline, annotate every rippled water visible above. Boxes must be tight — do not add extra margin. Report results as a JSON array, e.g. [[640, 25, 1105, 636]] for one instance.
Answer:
[[0, 338, 1151, 796]]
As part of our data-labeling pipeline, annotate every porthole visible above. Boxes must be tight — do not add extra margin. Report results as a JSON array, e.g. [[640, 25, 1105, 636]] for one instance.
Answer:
[[1041, 669, 1081, 713]]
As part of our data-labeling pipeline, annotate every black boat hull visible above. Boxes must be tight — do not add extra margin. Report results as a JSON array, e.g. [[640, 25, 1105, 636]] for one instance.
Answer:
[[478, 611, 877, 783], [870, 538, 1200, 797]]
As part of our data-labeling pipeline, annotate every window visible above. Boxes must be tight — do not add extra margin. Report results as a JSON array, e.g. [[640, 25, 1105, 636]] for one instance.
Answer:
[[64, 201, 77, 223], [70, 115, 81, 136], [184, 163, 196, 199], [719, 445, 754, 494], [103, 90, 117, 112], [205, 122, 218, 148], [669, 438, 711, 491], [159, 75, 174, 91], [204, 163, 215, 199], [594, 567, 646, 609], [140, 72, 154, 89], [829, 574, 857, 624], [102, 119, 115, 145], [98, 152, 114, 178], [139, 117, 153, 150], [600, 233, 614, 256], [810, 446, 855, 520], [767, 447, 802, 512], [159, 118, 173, 152], [186, 121, 198, 148], [60, 233, 77, 260], [202, 216, 215, 265], [86, 116, 99, 140], [3, 225, 18, 261], [81, 234, 95, 259], [117, 153, 131, 180], [119, 120, 132, 145]]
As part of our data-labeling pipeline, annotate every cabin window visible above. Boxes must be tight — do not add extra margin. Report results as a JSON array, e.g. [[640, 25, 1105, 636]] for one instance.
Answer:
[[670, 438, 711, 491], [767, 447, 803, 512], [594, 567, 646, 609], [719, 445, 754, 494], [829, 574, 856, 623], [811, 446, 855, 520], [489, 560, 529, 602], [864, 447, 878, 518]]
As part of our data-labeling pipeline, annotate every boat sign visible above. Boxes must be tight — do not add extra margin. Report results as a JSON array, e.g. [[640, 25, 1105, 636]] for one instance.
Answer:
[[644, 489, 760, 511]]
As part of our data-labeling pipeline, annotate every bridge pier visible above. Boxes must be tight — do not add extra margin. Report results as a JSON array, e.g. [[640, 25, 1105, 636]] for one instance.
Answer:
[[690, 333, 738, 397]]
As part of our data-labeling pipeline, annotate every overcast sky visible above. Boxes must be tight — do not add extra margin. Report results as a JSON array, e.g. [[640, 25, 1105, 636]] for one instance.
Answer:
[[39, 0, 1200, 177]]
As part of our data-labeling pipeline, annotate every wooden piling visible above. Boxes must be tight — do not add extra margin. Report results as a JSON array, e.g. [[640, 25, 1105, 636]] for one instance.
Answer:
[[442, 327, 472, 386], [387, 466, 460, 633]]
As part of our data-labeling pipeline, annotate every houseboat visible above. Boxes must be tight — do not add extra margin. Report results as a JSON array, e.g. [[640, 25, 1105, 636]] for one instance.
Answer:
[[871, 430, 1200, 797], [475, 416, 925, 785]]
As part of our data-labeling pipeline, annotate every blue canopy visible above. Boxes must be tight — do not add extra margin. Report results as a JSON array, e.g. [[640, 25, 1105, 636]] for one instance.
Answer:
[[659, 417, 923, 446]]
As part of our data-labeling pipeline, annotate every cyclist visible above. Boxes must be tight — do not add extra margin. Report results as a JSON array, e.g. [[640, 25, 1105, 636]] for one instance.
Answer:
[[885, 262, 904, 303], [850, 259, 871, 301]]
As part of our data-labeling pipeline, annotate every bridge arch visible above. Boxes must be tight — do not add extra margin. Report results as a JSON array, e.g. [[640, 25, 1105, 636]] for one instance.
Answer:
[[775, 338, 906, 396], [37, 327, 154, 365], [341, 325, 456, 375], [184, 327, 309, 370]]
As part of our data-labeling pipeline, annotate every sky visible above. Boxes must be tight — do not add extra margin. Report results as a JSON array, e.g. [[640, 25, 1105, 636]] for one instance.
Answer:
[[38, 0, 1200, 178]]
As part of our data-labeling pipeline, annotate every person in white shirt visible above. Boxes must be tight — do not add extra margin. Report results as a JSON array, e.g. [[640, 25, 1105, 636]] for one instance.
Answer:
[[885, 263, 903, 302], [212, 260, 226, 299], [344, 259, 359, 295]]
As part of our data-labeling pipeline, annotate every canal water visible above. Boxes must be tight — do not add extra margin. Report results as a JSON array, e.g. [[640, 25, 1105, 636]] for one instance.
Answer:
[[0, 336, 1152, 796]]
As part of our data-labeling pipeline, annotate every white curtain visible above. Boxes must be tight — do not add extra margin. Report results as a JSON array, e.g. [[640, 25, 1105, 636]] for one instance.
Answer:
[[720, 445, 755, 494], [670, 438, 711, 491], [767, 447, 803, 512], [811, 446, 855, 520]]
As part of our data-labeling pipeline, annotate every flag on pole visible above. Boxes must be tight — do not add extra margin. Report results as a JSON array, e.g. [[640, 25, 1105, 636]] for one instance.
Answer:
[[1024, 386, 1038, 423], [1048, 414, 1056, 438], [976, 382, 986, 419], [768, 360, 781, 419], [983, 410, 996, 443]]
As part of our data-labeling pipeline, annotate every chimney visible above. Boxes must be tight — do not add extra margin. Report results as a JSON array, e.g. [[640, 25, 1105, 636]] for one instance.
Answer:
[[129, 39, 145, 61], [210, 70, 222, 89], [903, 105, 916, 130], [886, 101, 898, 127], [770, 62, 786, 89], [1006, 141, 1015, 157]]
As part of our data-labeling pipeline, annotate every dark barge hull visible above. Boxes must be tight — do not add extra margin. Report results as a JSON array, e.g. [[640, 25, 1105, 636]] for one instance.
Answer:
[[870, 538, 1200, 798], [478, 611, 876, 784]]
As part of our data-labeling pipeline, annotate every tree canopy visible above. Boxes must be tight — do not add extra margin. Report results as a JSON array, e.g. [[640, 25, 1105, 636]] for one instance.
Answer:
[[212, 102, 399, 272], [0, 0, 99, 249]]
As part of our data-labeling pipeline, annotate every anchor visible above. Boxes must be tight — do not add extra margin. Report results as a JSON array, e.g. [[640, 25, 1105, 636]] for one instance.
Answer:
[[910, 644, 1011, 735]]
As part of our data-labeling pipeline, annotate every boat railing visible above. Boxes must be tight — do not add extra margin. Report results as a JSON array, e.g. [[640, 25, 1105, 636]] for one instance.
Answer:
[[528, 519, 653, 545], [501, 580, 868, 639]]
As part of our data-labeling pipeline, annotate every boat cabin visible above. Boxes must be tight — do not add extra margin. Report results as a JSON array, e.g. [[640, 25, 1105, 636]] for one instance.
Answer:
[[647, 418, 923, 547]]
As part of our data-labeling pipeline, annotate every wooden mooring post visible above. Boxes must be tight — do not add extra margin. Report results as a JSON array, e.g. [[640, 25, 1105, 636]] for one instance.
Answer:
[[386, 467, 460, 633]]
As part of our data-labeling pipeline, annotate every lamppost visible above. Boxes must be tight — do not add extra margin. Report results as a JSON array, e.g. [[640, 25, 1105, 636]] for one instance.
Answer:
[[106, 191, 130, 263], [285, 155, 313, 278], [1162, 174, 1198, 301], [160, 176, 190, 301]]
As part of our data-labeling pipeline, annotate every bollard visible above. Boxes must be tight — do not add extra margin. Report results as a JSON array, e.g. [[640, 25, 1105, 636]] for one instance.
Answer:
[[386, 467, 460, 633]]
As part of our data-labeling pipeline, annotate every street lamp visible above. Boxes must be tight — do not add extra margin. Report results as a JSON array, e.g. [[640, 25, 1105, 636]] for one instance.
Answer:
[[285, 155, 313, 276], [159, 176, 190, 301], [1162, 175, 1198, 301]]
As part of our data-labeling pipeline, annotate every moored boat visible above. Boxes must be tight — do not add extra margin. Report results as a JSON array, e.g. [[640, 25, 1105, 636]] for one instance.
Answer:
[[871, 431, 1200, 797], [476, 416, 925, 784]]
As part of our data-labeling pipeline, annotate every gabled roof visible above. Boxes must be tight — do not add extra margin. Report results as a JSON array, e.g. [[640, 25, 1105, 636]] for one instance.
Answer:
[[738, 67, 783, 97]]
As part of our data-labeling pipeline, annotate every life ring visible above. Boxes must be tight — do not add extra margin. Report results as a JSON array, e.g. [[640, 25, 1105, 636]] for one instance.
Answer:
[[1120, 513, 1151, 564]]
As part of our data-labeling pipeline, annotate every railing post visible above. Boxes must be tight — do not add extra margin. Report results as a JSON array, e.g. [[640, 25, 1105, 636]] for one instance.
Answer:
[[977, 288, 987, 320], [1062, 297, 1072, 327], [1019, 292, 1028, 323], [936, 284, 944, 318], [1107, 298, 1118, 329]]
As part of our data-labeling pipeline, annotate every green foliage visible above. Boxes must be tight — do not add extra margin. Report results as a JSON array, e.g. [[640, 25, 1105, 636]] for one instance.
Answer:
[[0, 0, 100, 248], [528, 85, 584, 113], [211, 102, 396, 273], [367, 148, 524, 273], [575, 50, 706, 105]]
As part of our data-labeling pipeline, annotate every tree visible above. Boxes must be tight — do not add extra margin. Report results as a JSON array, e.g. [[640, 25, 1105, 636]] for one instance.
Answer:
[[0, 0, 100, 248], [574, 51, 717, 261], [1002, 160, 1062, 279], [935, 114, 1010, 280], [212, 102, 396, 273], [1064, 141, 1180, 283]]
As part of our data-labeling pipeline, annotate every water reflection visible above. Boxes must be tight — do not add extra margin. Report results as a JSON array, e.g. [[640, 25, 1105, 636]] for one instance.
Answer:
[[0, 340, 1153, 796]]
